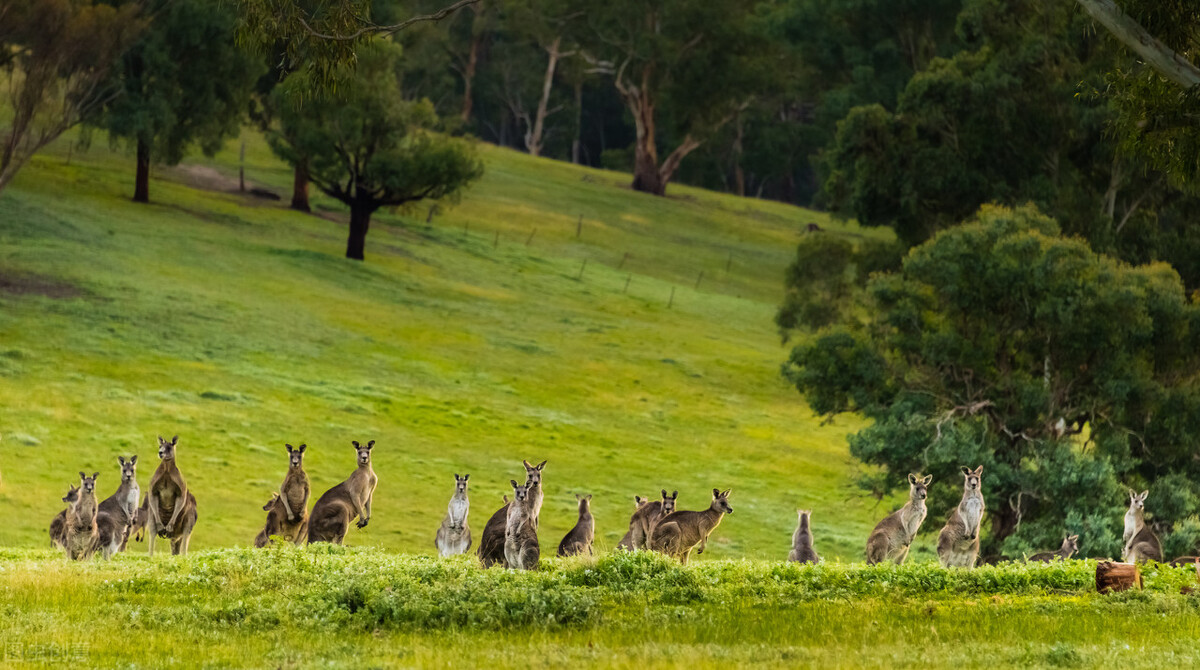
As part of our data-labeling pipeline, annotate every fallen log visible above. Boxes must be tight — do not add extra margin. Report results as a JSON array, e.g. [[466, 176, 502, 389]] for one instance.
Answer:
[[1096, 561, 1142, 593]]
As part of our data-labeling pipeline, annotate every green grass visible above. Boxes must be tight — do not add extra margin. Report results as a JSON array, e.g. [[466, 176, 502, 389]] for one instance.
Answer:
[[0, 128, 896, 560]]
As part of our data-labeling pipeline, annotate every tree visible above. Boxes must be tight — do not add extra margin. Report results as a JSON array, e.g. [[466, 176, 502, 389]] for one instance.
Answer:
[[783, 205, 1200, 557], [99, 0, 260, 203], [269, 41, 483, 260], [568, 0, 767, 195], [0, 0, 143, 194]]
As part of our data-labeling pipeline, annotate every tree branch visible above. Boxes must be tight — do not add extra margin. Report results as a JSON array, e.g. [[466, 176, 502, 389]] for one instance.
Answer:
[[296, 0, 483, 41], [1076, 0, 1200, 88]]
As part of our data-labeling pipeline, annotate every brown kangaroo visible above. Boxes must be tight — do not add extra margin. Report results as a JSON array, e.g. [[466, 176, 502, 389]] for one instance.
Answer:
[[271, 443, 310, 545], [787, 509, 820, 564], [1027, 534, 1079, 562], [478, 459, 546, 567], [50, 485, 78, 550], [937, 466, 985, 568], [865, 473, 931, 565], [146, 435, 198, 556], [617, 495, 649, 550], [503, 480, 539, 570], [1123, 489, 1162, 563], [435, 474, 472, 557], [627, 489, 677, 550], [65, 473, 100, 561], [254, 492, 285, 548], [557, 494, 594, 557], [650, 488, 733, 564], [308, 440, 377, 544], [95, 455, 140, 558]]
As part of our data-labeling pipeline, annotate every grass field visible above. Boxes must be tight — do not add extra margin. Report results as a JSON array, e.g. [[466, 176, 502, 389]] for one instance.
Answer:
[[0, 128, 894, 560]]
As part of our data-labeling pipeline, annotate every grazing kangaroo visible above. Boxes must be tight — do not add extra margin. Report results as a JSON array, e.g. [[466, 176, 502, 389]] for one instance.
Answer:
[[866, 474, 931, 565], [146, 435, 198, 556], [650, 488, 733, 564], [308, 440, 378, 544], [629, 489, 678, 550], [503, 480, 540, 570], [937, 466, 986, 568], [65, 473, 100, 561], [435, 473, 472, 557], [50, 485, 78, 549], [558, 494, 594, 557], [1028, 534, 1080, 562], [478, 459, 546, 567], [265, 443, 311, 546], [95, 455, 140, 558], [617, 495, 649, 550], [1123, 489, 1163, 563], [788, 509, 820, 564]]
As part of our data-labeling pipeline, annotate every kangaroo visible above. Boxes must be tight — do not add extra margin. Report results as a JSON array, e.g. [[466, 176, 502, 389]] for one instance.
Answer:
[[435, 473, 472, 557], [650, 488, 733, 564], [787, 509, 820, 564], [617, 495, 649, 550], [50, 485, 78, 549], [1123, 489, 1163, 563], [1028, 534, 1080, 562], [308, 440, 378, 544], [937, 466, 986, 568], [477, 459, 546, 567], [254, 492, 285, 548], [866, 473, 931, 565], [64, 472, 100, 561], [94, 455, 140, 558], [146, 435, 198, 556], [558, 494, 594, 557], [272, 443, 310, 545], [629, 489, 678, 550], [503, 480, 539, 570], [522, 459, 546, 527]]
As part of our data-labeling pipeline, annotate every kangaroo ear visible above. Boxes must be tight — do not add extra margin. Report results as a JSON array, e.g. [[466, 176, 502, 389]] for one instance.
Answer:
[[661, 488, 668, 498], [1070, 534, 1079, 542], [79, 471, 86, 480], [576, 493, 581, 501], [352, 441, 360, 448], [671, 490, 678, 499], [721, 489, 732, 498], [366, 440, 375, 449], [286, 444, 293, 452], [712, 488, 720, 498], [118, 456, 125, 465], [503, 494, 509, 503], [635, 495, 644, 504], [536, 460, 547, 470], [523, 459, 532, 469], [299, 444, 307, 453], [171, 435, 178, 445], [510, 479, 519, 489], [907, 473, 917, 485], [131, 455, 138, 465], [973, 465, 983, 476], [1139, 490, 1149, 500], [922, 475, 932, 486], [93, 472, 100, 479], [960, 466, 971, 475], [587, 494, 592, 501]]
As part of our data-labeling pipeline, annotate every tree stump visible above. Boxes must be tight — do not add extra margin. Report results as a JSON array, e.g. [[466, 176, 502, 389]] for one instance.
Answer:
[[1096, 561, 1142, 593]]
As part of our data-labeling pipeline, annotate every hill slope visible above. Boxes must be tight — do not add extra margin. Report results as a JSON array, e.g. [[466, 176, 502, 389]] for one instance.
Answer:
[[0, 131, 891, 560]]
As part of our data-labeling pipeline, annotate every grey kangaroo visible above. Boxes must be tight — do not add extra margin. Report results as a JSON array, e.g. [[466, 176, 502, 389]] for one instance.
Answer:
[[51, 485, 78, 552], [865, 473, 931, 565], [1123, 489, 1163, 563], [937, 466, 985, 568], [94, 455, 140, 559], [503, 480, 539, 570], [617, 495, 649, 550], [65, 472, 100, 561], [308, 440, 378, 544], [557, 494, 594, 557], [258, 443, 310, 546], [146, 435, 198, 556], [478, 459, 546, 567], [628, 489, 677, 550], [650, 488, 733, 564], [1028, 534, 1079, 562], [788, 509, 820, 564], [436, 473, 472, 557]]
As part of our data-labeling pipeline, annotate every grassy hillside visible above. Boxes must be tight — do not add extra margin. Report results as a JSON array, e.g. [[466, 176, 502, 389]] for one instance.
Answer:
[[0, 129, 895, 560]]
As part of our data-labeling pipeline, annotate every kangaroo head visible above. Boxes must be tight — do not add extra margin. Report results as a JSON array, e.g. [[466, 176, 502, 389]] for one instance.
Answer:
[[634, 495, 647, 508], [157, 435, 179, 460], [711, 488, 733, 514], [454, 473, 470, 493], [510, 479, 529, 503], [263, 491, 280, 511], [522, 459, 547, 487], [351, 440, 375, 466], [1128, 489, 1148, 510], [285, 443, 307, 470], [576, 493, 592, 514], [660, 489, 678, 516], [79, 471, 99, 493], [960, 465, 983, 492], [907, 473, 932, 501], [118, 455, 137, 482], [62, 484, 80, 505], [1062, 534, 1080, 556]]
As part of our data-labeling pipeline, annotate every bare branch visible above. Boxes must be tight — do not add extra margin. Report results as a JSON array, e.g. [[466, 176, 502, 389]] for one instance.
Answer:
[[296, 0, 483, 42], [1077, 0, 1200, 88]]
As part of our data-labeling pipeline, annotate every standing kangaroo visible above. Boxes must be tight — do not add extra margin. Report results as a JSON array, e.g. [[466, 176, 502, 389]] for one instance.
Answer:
[[503, 480, 540, 570], [650, 488, 733, 564], [254, 492, 285, 548], [1028, 534, 1080, 562], [478, 459, 546, 567], [788, 509, 820, 564], [263, 443, 310, 546], [865, 473, 931, 565], [1123, 489, 1163, 563], [308, 440, 378, 544], [558, 494, 594, 557], [65, 472, 100, 561], [146, 435, 198, 556], [95, 456, 140, 558], [628, 489, 677, 550], [617, 495, 649, 550], [436, 473, 472, 557], [51, 485, 78, 551], [937, 466, 986, 568]]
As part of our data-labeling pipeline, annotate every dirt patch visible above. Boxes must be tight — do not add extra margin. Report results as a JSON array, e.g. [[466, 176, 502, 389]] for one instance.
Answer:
[[169, 164, 281, 201], [0, 271, 86, 299]]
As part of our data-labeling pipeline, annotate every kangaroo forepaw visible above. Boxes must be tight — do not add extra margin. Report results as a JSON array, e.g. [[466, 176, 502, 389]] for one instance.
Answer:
[[357, 518, 369, 529]]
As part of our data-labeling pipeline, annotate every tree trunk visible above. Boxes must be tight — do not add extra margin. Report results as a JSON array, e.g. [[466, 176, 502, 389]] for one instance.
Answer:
[[459, 33, 481, 124], [291, 161, 311, 213], [527, 37, 567, 158], [1076, 0, 1200, 88], [1096, 561, 1142, 593], [134, 138, 150, 203], [732, 114, 746, 197], [346, 201, 372, 261], [571, 80, 583, 165]]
